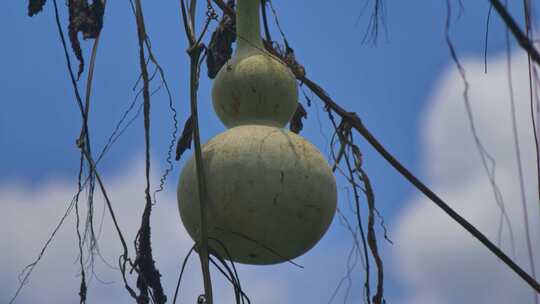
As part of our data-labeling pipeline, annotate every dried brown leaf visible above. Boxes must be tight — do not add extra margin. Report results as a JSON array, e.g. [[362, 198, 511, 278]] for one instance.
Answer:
[[68, 0, 105, 79], [176, 116, 194, 160], [28, 0, 47, 16], [290, 103, 307, 134], [207, 0, 236, 79]]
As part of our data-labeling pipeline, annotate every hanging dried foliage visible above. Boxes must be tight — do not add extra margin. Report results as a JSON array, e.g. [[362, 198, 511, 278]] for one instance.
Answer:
[[68, 0, 105, 78], [290, 102, 307, 134], [206, 0, 236, 79], [27, 0, 104, 78], [28, 0, 47, 16], [176, 116, 194, 160]]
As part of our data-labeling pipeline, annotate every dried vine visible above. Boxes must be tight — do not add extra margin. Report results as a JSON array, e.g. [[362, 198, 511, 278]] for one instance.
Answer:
[[178, 0, 218, 302], [18, 0, 540, 302], [131, 0, 168, 302], [20, 0, 177, 302], [447, 0, 516, 253], [328, 112, 385, 304]]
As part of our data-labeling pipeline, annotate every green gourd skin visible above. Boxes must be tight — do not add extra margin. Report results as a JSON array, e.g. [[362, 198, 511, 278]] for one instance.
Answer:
[[211, 0, 298, 128], [178, 0, 337, 265], [179, 125, 337, 264]]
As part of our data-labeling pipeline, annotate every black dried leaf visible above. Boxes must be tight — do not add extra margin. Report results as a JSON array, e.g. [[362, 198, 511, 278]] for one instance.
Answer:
[[134, 205, 167, 304], [176, 116, 194, 160], [290, 103, 307, 134], [207, 0, 236, 79], [28, 0, 47, 16], [68, 0, 105, 79]]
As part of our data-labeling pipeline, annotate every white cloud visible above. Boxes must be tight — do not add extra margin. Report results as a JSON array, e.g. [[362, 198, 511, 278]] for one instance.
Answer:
[[0, 158, 356, 304], [393, 50, 540, 303], [0, 161, 195, 303]]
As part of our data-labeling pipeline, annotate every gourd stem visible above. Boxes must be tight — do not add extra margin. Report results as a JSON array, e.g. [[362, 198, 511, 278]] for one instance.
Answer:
[[236, 0, 263, 52]]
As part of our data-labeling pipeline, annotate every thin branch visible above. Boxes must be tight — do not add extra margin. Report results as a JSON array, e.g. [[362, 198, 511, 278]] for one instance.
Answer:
[[489, 0, 540, 65], [132, 0, 167, 302], [188, 44, 214, 304], [357, 167, 384, 304], [75, 154, 88, 304], [181, 0, 197, 44], [73, 0, 109, 301], [523, 0, 540, 223], [78, 0, 111, 287], [484, 4, 493, 73], [190, 0, 197, 27], [519, 2, 539, 303], [180, 1, 214, 301], [328, 212, 362, 304], [209, 237, 251, 304], [447, 0, 515, 254], [9, 191, 79, 304], [328, 115, 371, 304], [260, 0, 271, 42], [81, 149, 138, 301], [173, 244, 196, 304]]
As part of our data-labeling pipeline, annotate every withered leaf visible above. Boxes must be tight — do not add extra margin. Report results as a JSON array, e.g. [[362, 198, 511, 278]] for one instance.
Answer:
[[28, 0, 47, 16], [68, 0, 105, 79], [290, 102, 307, 134], [176, 116, 194, 160], [206, 0, 236, 79]]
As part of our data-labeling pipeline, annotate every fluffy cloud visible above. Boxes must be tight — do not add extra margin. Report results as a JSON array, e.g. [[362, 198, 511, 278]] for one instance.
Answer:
[[393, 49, 540, 303]]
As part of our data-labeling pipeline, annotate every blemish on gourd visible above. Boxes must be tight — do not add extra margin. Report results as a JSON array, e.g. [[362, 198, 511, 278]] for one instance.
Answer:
[[273, 194, 279, 206]]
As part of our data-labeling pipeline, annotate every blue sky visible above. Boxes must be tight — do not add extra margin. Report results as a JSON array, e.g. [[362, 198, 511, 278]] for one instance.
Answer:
[[3, 0, 511, 184], [2, 1, 539, 303]]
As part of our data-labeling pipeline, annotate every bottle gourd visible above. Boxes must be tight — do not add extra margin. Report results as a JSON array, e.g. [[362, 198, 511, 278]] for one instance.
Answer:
[[177, 0, 337, 264]]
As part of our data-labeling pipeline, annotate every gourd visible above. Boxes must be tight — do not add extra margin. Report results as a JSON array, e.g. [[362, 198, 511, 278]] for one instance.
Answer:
[[211, 0, 297, 127], [177, 0, 337, 265]]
